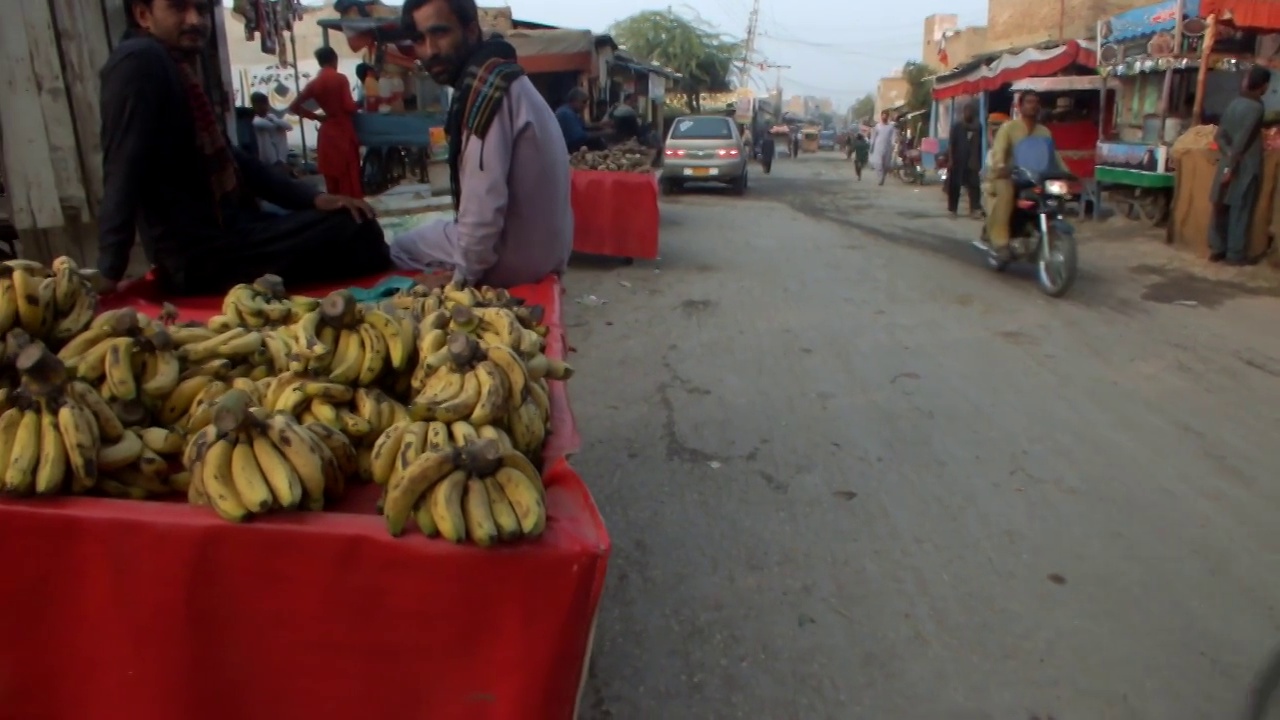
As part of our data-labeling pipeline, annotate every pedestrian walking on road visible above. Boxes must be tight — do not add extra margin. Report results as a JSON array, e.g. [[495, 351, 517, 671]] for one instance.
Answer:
[[946, 102, 984, 217], [1209, 65, 1270, 265], [868, 111, 897, 185], [852, 133, 869, 180]]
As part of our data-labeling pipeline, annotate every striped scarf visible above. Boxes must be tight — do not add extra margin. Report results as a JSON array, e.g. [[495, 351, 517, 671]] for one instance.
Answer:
[[445, 40, 524, 212], [171, 51, 240, 223]]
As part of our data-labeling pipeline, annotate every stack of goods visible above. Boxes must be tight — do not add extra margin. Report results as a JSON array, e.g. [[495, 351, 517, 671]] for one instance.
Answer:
[[0, 260, 572, 548], [1171, 124, 1218, 161], [569, 140, 657, 173]]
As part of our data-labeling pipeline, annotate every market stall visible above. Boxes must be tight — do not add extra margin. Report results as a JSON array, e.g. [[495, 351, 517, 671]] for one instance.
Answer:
[[1166, 0, 1280, 259], [0, 263, 607, 720], [1009, 75, 1115, 180], [568, 144, 661, 261]]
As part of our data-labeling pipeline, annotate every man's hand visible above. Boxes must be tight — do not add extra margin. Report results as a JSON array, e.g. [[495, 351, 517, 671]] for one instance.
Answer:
[[315, 193, 376, 221]]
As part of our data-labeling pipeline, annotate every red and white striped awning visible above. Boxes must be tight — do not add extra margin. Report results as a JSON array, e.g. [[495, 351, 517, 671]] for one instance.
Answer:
[[933, 41, 1098, 100]]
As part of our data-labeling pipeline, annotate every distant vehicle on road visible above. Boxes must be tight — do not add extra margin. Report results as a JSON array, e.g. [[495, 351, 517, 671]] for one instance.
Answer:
[[818, 130, 836, 151], [660, 115, 748, 196]]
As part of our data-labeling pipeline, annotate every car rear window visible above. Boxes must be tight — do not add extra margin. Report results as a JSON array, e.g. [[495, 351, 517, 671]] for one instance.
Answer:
[[670, 118, 733, 140]]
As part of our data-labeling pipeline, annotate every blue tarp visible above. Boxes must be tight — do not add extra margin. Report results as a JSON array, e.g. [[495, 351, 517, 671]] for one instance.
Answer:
[[1104, 0, 1202, 43]]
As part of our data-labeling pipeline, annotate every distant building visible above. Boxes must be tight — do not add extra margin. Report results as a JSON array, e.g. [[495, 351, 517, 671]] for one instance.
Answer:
[[874, 71, 909, 119]]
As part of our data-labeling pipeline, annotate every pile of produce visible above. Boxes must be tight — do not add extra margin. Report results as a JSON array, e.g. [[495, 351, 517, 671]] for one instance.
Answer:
[[0, 259, 571, 547], [569, 140, 657, 173]]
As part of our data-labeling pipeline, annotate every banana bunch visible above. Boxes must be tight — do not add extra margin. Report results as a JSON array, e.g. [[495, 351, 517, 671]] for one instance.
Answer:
[[254, 371, 407, 452], [0, 257, 101, 347], [206, 274, 320, 331], [184, 389, 348, 520], [95, 425, 190, 500], [374, 428, 545, 545], [268, 289, 416, 390]]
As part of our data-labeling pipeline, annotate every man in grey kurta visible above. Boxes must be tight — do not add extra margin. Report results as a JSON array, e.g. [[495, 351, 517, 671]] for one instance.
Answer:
[[1209, 65, 1271, 265], [392, 0, 572, 287], [868, 110, 898, 185]]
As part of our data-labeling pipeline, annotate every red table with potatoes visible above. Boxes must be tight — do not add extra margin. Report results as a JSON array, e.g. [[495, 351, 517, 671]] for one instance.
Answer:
[[569, 169, 660, 260], [0, 273, 609, 720]]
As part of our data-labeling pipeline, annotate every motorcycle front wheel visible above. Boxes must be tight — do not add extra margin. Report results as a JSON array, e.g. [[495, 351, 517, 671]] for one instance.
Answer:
[[896, 166, 917, 184], [1037, 226, 1078, 297]]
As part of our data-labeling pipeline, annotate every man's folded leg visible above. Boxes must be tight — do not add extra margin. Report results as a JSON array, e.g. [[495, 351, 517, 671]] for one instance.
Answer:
[[160, 210, 391, 296]]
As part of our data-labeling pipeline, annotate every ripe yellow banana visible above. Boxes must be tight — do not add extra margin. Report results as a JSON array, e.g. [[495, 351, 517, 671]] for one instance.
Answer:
[[428, 469, 468, 542], [138, 426, 185, 456], [426, 421, 452, 452], [468, 360, 509, 426], [356, 322, 388, 386], [167, 325, 219, 346], [202, 436, 250, 521], [262, 413, 328, 510], [224, 285, 268, 329], [462, 477, 499, 547], [230, 432, 273, 512], [500, 449, 544, 499], [413, 495, 438, 536], [506, 397, 546, 456], [327, 328, 364, 384], [416, 366, 465, 407], [385, 449, 458, 536], [52, 291, 96, 343], [34, 399, 68, 495], [390, 421, 429, 489], [168, 470, 192, 494], [182, 380, 229, 433], [339, 410, 373, 439], [182, 423, 222, 470], [361, 308, 412, 372], [307, 325, 338, 373], [309, 398, 341, 429], [356, 446, 374, 482], [74, 337, 119, 383], [57, 399, 100, 493], [0, 406, 24, 469], [2, 408, 40, 493], [98, 429, 144, 472], [545, 358, 574, 381], [477, 424, 514, 454], [140, 348, 181, 398], [483, 475, 523, 541], [494, 466, 546, 536], [13, 270, 53, 336], [136, 446, 170, 481], [449, 421, 479, 448], [0, 274, 17, 334], [475, 306, 521, 348], [432, 370, 480, 423], [217, 330, 265, 360], [229, 376, 263, 406], [51, 257, 81, 313], [261, 332, 292, 373], [273, 380, 311, 416], [483, 343, 528, 409], [369, 420, 409, 485], [103, 335, 138, 397], [179, 327, 247, 363], [157, 375, 215, 426], [293, 309, 327, 354], [179, 358, 233, 381], [298, 380, 353, 404], [419, 308, 450, 333], [305, 422, 359, 480], [351, 388, 384, 434], [70, 380, 125, 441], [250, 428, 302, 509]]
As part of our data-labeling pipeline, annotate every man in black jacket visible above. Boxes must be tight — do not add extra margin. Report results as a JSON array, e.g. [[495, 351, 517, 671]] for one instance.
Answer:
[[99, 0, 391, 296], [946, 102, 984, 218]]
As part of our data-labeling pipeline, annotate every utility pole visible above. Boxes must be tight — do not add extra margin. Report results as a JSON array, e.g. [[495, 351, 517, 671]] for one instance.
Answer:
[[738, 0, 761, 88]]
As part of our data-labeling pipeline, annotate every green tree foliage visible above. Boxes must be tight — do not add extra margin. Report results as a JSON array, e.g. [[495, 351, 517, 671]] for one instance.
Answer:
[[851, 93, 875, 124], [902, 61, 934, 112], [610, 8, 743, 113]]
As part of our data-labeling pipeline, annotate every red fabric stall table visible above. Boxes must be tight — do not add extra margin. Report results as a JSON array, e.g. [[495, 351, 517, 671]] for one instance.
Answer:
[[99, 271, 580, 459], [569, 169, 660, 260], [0, 458, 608, 720]]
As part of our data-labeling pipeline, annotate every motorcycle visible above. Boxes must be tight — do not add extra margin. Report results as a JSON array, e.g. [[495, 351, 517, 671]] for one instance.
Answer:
[[973, 136, 1078, 298], [896, 146, 924, 184]]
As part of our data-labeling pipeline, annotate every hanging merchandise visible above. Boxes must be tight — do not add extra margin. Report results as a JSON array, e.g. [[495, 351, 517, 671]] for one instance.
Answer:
[[260, 0, 279, 57], [236, 0, 259, 42]]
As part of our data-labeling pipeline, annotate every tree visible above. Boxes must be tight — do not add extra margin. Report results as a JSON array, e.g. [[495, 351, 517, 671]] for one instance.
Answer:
[[610, 9, 743, 113], [851, 93, 875, 124], [902, 61, 933, 113]]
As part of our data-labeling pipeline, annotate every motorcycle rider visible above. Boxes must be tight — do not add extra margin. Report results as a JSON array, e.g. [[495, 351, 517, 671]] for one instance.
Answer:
[[984, 91, 1065, 259]]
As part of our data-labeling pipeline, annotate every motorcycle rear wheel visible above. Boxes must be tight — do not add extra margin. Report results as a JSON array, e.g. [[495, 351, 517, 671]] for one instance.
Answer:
[[1037, 227, 1078, 297]]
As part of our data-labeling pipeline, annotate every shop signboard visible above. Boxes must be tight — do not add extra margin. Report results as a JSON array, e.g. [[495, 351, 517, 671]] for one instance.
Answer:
[[1096, 140, 1168, 174], [1100, 0, 1201, 43], [649, 72, 665, 101]]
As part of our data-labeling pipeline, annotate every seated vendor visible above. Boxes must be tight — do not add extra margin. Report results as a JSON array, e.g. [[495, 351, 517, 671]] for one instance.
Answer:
[[99, 0, 391, 297], [389, 0, 572, 288], [556, 89, 607, 152]]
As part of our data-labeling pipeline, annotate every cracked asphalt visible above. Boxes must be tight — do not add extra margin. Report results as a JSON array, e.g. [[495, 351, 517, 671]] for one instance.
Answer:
[[564, 153, 1280, 719]]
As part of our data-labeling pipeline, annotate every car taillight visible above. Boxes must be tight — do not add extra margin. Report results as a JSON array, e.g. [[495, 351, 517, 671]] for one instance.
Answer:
[[663, 148, 686, 157], [716, 148, 740, 157]]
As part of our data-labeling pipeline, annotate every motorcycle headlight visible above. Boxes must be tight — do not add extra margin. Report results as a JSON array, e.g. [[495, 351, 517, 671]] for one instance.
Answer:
[[1044, 179, 1070, 196]]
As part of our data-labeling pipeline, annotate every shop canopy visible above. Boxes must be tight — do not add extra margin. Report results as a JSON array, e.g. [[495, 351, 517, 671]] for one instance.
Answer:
[[933, 40, 1098, 100], [1009, 75, 1119, 92], [1201, 0, 1280, 29]]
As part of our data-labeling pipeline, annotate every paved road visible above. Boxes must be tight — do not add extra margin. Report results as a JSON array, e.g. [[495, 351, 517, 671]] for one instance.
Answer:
[[566, 153, 1280, 720]]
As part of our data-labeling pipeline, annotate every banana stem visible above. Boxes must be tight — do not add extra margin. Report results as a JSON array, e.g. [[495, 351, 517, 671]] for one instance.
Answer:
[[212, 388, 252, 434], [446, 333, 479, 368], [461, 438, 502, 477], [15, 343, 67, 389]]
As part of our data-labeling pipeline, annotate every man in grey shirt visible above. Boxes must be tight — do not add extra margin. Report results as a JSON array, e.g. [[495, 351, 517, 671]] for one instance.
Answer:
[[1210, 65, 1271, 265], [390, 0, 572, 288]]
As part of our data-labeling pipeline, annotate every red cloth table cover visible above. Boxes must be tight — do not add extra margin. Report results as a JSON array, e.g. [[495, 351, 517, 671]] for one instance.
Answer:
[[569, 169, 660, 260], [0, 274, 605, 720]]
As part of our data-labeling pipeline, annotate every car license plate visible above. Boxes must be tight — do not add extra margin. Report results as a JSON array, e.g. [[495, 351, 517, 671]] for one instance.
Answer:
[[684, 168, 716, 177]]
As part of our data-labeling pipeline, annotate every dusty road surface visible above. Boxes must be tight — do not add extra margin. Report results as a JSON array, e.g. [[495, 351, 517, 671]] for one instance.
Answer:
[[566, 152, 1280, 720]]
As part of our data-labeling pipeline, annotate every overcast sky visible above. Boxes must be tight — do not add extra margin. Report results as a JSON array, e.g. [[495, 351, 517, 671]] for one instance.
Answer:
[[302, 0, 989, 109]]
